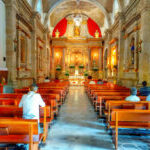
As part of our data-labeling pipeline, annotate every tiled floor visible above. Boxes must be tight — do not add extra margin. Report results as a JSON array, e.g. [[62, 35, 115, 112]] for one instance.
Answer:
[[41, 86, 150, 150]]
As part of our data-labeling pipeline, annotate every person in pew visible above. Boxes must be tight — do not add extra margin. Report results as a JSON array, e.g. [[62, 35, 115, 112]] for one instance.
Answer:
[[140, 81, 150, 96], [97, 79, 103, 85], [19, 85, 45, 123], [125, 87, 140, 102], [44, 76, 50, 82], [18, 85, 45, 150], [89, 80, 96, 84]]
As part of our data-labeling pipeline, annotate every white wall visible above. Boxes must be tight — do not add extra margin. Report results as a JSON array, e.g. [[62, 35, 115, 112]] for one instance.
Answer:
[[0, 0, 6, 69]]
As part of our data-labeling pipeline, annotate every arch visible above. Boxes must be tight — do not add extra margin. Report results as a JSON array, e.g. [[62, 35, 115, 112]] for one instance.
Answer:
[[44, 0, 111, 28]]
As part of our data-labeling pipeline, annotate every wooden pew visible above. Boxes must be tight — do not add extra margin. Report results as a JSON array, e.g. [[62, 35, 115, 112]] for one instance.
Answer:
[[97, 96, 146, 116], [0, 106, 50, 143], [106, 101, 150, 125], [109, 109, 150, 150], [0, 94, 58, 120], [0, 118, 42, 150]]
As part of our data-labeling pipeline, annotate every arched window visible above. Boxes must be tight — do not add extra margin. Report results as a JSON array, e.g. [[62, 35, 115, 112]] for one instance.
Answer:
[[112, 0, 120, 24], [36, 0, 44, 23]]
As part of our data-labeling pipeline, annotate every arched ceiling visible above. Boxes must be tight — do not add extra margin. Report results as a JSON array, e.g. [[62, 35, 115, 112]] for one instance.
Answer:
[[42, 0, 115, 28]]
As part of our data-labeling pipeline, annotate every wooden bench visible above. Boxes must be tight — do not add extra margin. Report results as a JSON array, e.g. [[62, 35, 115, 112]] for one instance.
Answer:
[[97, 96, 146, 116], [106, 101, 150, 124], [109, 109, 150, 150], [0, 118, 42, 150], [0, 106, 50, 143]]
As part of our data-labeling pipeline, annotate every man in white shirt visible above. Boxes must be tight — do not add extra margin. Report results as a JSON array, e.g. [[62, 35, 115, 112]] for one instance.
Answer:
[[19, 85, 45, 122], [18, 85, 45, 150], [125, 87, 140, 102]]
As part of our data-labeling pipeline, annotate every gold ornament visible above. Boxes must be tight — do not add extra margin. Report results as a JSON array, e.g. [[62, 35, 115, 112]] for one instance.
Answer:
[[95, 30, 99, 38], [55, 29, 60, 38]]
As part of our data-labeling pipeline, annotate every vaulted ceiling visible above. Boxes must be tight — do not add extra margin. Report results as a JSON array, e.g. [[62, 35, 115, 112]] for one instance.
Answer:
[[42, 0, 115, 28]]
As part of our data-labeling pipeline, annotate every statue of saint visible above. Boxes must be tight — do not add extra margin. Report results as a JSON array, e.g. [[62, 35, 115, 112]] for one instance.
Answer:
[[129, 37, 135, 66], [74, 26, 80, 37]]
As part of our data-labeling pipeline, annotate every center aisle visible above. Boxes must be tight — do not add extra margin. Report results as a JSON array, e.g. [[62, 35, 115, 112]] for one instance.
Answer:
[[41, 86, 114, 150]]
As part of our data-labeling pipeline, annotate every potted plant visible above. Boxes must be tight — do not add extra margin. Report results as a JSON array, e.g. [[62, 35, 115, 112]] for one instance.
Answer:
[[79, 65, 84, 69], [56, 65, 61, 71], [92, 66, 99, 71], [65, 71, 69, 76], [69, 65, 75, 69], [84, 71, 88, 76]]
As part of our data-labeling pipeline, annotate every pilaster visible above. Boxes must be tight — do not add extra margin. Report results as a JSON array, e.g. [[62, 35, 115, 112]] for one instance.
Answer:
[[139, 0, 150, 84], [5, 0, 18, 87]]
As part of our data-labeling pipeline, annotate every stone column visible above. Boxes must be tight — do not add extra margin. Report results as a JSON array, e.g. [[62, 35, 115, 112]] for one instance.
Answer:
[[51, 47, 55, 79], [99, 48, 103, 71], [117, 12, 125, 83], [104, 29, 112, 79], [31, 12, 38, 80], [88, 48, 91, 72], [139, 0, 150, 84], [62, 47, 66, 72], [5, 0, 17, 87]]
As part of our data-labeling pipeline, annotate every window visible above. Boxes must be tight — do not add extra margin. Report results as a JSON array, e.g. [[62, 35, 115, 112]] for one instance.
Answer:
[[36, 0, 44, 23]]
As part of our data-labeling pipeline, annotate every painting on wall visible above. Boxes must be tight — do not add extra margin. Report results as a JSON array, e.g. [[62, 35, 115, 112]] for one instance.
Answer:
[[0, 70, 8, 85]]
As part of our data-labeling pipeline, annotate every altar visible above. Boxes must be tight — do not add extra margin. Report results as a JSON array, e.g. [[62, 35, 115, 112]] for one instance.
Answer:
[[69, 76, 85, 86]]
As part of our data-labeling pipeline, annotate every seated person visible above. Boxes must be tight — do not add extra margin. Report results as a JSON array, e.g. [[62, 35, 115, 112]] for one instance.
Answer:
[[89, 80, 96, 85], [140, 81, 150, 96], [19, 85, 45, 122], [44, 76, 50, 82], [97, 79, 103, 85], [18, 85, 45, 150], [125, 87, 140, 102]]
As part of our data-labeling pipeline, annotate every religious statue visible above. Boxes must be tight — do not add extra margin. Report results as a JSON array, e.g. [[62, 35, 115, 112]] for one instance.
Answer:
[[55, 29, 60, 38], [95, 30, 99, 38], [74, 26, 80, 37], [129, 37, 135, 65]]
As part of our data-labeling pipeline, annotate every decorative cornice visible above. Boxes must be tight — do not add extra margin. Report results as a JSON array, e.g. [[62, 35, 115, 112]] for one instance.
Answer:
[[16, 14, 33, 32], [109, 38, 118, 45], [122, 13, 141, 31]]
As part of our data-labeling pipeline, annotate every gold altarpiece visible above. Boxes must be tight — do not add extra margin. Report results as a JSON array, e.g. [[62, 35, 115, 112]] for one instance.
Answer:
[[50, 37, 103, 84]]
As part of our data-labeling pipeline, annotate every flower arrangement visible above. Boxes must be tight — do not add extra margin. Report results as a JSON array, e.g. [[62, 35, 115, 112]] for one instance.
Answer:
[[65, 71, 69, 76], [84, 71, 88, 76], [79, 65, 84, 69], [69, 65, 75, 69], [56, 65, 61, 71]]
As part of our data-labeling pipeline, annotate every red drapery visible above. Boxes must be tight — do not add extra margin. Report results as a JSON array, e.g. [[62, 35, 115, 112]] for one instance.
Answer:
[[87, 18, 102, 37], [52, 18, 68, 37]]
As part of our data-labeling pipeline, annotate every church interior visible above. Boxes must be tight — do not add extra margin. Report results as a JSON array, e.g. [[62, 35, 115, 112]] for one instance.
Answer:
[[0, 0, 150, 149]]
